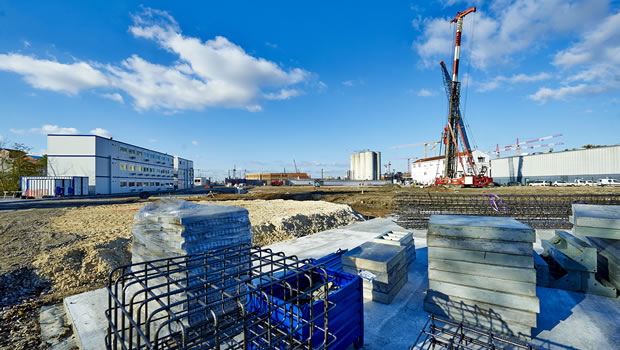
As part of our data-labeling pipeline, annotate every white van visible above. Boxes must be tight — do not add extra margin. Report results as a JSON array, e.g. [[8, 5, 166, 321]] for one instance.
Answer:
[[598, 178, 620, 186]]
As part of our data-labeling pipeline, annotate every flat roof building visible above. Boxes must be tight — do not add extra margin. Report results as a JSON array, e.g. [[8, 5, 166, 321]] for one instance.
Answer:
[[245, 172, 310, 182], [411, 150, 490, 185], [47, 135, 192, 195]]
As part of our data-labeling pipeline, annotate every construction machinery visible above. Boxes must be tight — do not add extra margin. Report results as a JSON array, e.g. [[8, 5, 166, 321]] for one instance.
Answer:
[[434, 7, 493, 187]]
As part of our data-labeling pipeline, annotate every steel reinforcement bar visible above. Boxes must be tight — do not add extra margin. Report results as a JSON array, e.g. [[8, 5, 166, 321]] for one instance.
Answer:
[[395, 193, 620, 229]]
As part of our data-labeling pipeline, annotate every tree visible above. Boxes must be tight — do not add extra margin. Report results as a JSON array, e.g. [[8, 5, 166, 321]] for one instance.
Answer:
[[0, 142, 45, 193]]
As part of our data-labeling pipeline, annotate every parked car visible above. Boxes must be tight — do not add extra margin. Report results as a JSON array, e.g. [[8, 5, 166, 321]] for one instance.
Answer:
[[529, 180, 551, 186], [571, 179, 587, 186], [552, 180, 570, 187], [584, 180, 595, 186], [506, 181, 521, 186], [598, 178, 620, 186]]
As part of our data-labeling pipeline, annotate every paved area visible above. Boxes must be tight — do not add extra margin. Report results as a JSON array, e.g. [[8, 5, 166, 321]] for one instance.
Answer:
[[58, 219, 620, 349]]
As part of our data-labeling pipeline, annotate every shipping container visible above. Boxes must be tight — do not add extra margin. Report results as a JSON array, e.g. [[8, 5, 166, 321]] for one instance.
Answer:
[[20, 176, 89, 198]]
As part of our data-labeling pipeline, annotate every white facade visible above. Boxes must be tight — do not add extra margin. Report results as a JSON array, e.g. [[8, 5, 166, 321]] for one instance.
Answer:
[[411, 150, 490, 185], [350, 151, 381, 180], [490, 145, 620, 184], [174, 156, 194, 189], [47, 135, 192, 195]]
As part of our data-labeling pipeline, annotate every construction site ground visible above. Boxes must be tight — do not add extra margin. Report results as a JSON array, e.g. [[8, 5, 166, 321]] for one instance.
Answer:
[[1, 184, 619, 349]]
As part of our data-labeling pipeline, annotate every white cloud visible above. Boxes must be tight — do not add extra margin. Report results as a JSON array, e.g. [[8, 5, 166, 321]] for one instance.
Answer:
[[414, 0, 609, 69], [528, 84, 609, 103], [102, 92, 124, 103], [148, 138, 157, 143], [0, 54, 109, 94], [342, 80, 354, 87], [9, 128, 25, 134], [264, 88, 300, 100], [191, 140, 199, 146], [30, 124, 79, 135], [477, 72, 551, 92], [90, 128, 112, 138], [265, 42, 278, 48], [417, 88, 435, 97], [23, 40, 31, 47], [0, 7, 311, 112]]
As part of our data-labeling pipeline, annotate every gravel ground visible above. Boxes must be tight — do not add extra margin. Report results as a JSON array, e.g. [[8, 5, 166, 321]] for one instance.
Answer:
[[0, 199, 362, 348]]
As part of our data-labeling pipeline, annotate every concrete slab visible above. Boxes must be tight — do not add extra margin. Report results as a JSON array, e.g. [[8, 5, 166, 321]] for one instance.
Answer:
[[63, 288, 109, 350], [429, 269, 537, 296], [63, 219, 620, 350], [572, 204, 620, 229], [428, 258, 536, 284], [40, 303, 78, 350], [429, 215, 535, 242], [427, 234, 533, 256], [573, 225, 620, 239], [342, 242, 406, 273], [428, 246, 534, 268]]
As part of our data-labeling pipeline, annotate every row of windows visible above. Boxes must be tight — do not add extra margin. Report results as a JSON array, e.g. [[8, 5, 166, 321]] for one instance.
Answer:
[[119, 147, 173, 163], [119, 163, 172, 174], [120, 181, 173, 187]]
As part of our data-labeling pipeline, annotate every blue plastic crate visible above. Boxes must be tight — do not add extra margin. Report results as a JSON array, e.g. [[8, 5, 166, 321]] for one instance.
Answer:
[[247, 267, 363, 349]]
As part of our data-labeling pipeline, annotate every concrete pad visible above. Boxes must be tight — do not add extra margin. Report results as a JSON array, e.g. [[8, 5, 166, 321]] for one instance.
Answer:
[[572, 204, 620, 229], [429, 269, 536, 296], [573, 225, 620, 240], [429, 215, 535, 242], [64, 288, 109, 350], [428, 246, 534, 268], [429, 280, 540, 313], [40, 303, 78, 350], [428, 258, 536, 284], [427, 234, 533, 256], [342, 241, 406, 273], [425, 290, 537, 327]]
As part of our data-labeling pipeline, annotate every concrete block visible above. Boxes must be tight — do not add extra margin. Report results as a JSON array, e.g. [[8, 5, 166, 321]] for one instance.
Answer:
[[572, 204, 620, 230], [429, 269, 536, 296], [542, 240, 594, 272], [373, 231, 416, 263], [423, 301, 532, 338], [534, 251, 551, 288], [40, 303, 77, 350], [363, 270, 408, 304], [608, 261, 620, 290], [342, 241, 406, 273], [425, 290, 537, 328], [428, 215, 535, 242], [362, 264, 408, 293], [429, 280, 540, 313], [428, 259, 536, 284], [428, 246, 534, 268], [63, 288, 108, 350], [427, 235, 533, 256], [573, 225, 620, 240], [343, 258, 405, 284], [547, 230, 598, 272]]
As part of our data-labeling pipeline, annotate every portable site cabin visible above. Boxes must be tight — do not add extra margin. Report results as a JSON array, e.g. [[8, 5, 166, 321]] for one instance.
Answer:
[[20, 176, 89, 198]]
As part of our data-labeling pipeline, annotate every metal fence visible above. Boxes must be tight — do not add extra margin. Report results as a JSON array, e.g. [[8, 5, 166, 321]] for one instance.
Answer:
[[105, 245, 346, 350], [395, 193, 620, 229]]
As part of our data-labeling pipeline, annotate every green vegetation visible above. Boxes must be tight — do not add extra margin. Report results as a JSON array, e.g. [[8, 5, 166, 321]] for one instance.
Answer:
[[0, 141, 46, 192]]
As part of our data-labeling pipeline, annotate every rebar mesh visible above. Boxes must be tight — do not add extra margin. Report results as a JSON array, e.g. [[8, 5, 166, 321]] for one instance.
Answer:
[[410, 315, 539, 350], [105, 245, 341, 350], [395, 193, 620, 229]]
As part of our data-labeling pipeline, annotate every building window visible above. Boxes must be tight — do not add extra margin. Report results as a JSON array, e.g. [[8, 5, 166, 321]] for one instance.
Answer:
[[137, 182, 142, 187], [120, 164, 126, 170], [128, 149, 135, 154], [150, 182, 154, 186], [128, 165, 135, 171], [129, 182, 135, 187], [136, 151, 142, 156], [120, 147, 127, 153], [136, 166, 142, 172], [120, 182, 127, 187], [156, 182, 160, 186]]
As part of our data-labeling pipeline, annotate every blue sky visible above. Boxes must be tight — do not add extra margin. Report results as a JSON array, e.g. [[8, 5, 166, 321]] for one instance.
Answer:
[[1, 0, 619, 180]]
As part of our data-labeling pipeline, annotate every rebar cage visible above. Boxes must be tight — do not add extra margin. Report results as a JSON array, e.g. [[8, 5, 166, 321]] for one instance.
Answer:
[[106, 245, 342, 350], [410, 315, 540, 350]]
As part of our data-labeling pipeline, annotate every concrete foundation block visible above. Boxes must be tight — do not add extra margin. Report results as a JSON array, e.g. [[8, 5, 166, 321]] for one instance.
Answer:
[[428, 215, 535, 242], [362, 264, 408, 293], [425, 290, 537, 328], [534, 251, 551, 288], [363, 270, 408, 304], [427, 235, 533, 256], [571, 204, 620, 230], [423, 301, 532, 338], [428, 258, 536, 284], [372, 231, 416, 264], [428, 246, 534, 268], [542, 240, 594, 272], [342, 241, 406, 273], [546, 230, 597, 272], [343, 257, 405, 284], [428, 280, 540, 313], [429, 269, 536, 296], [573, 226, 620, 240]]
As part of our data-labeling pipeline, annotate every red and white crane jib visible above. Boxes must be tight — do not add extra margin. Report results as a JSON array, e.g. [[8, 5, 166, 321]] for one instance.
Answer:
[[450, 7, 476, 83]]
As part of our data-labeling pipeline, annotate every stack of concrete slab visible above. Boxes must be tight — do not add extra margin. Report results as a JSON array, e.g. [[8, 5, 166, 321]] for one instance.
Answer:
[[570, 204, 620, 295], [342, 241, 407, 304], [425, 215, 539, 338], [372, 230, 416, 264]]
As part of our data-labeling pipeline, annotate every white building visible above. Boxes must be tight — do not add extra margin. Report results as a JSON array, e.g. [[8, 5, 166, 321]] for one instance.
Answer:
[[174, 157, 194, 190], [490, 145, 620, 184], [411, 150, 490, 185], [350, 151, 381, 180], [47, 134, 192, 195]]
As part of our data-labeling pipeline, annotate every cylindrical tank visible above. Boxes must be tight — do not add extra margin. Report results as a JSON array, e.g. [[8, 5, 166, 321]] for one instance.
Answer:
[[375, 152, 381, 180], [363, 152, 373, 180]]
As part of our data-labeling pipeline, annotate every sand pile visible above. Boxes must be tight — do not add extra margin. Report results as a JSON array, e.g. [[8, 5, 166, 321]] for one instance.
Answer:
[[31, 199, 362, 294]]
